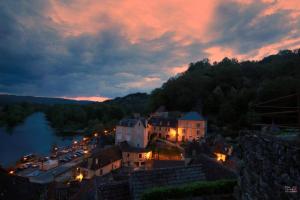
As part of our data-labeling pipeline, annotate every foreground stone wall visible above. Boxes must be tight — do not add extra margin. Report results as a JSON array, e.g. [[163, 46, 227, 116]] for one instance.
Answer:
[[238, 134, 300, 200], [130, 165, 205, 200]]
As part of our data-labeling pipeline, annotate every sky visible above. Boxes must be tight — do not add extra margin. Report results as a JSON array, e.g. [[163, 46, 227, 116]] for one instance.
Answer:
[[0, 0, 300, 101]]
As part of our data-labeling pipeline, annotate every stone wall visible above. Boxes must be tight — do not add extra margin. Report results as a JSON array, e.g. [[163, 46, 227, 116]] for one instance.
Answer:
[[130, 165, 206, 200], [238, 134, 300, 200]]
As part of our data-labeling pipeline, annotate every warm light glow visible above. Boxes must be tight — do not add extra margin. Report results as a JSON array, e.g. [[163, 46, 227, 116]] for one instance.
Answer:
[[73, 141, 78, 145], [62, 96, 110, 102], [94, 133, 98, 137], [104, 130, 108, 133], [145, 151, 152, 160], [84, 150, 89, 154], [170, 128, 177, 137], [75, 173, 83, 182], [9, 170, 14, 175], [215, 153, 226, 162], [83, 137, 88, 141]]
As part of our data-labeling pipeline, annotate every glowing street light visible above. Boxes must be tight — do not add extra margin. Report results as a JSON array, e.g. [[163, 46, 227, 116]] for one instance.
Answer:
[[75, 173, 83, 182], [73, 141, 78, 145], [8, 170, 14, 175], [94, 133, 98, 137], [215, 153, 226, 162]]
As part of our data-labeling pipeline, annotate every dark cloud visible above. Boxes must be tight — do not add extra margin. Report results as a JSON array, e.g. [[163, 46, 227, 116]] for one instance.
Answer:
[[210, 1, 294, 54], [1, 0, 298, 99]]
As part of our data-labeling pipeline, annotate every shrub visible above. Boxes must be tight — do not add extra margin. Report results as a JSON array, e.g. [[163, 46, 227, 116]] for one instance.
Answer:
[[141, 179, 237, 200]]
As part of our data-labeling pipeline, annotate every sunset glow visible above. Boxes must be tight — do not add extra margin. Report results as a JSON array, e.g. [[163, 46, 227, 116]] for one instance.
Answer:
[[0, 0, 299, 98]]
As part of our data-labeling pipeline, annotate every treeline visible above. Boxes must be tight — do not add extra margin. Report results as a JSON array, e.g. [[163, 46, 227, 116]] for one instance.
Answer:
[[45, 93, 150, 133], [0, 103, 44, 127], [150, 49, 300, 134]]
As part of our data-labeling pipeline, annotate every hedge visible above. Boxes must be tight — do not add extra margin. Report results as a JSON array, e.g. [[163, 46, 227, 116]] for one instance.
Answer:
[[141, 179, 237, 200]]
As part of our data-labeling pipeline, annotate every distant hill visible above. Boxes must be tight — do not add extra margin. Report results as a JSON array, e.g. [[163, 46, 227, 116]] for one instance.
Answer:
[[0, 94, 94, 106], [103, 92, 150, 114]]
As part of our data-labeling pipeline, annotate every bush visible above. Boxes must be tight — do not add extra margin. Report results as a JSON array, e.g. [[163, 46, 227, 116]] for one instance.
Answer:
[[141, 179, 237, 200]]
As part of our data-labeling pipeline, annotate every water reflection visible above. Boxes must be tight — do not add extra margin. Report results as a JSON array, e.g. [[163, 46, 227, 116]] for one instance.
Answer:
[[0, 112, 82, 167]]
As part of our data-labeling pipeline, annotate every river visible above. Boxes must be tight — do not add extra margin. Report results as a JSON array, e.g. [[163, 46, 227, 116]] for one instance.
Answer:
[[0, 112, 82, 167]]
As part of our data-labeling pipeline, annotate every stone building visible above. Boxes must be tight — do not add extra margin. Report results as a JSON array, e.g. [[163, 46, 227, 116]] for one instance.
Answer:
[[115, 118, 148, 148], [178, 111, 207, 142], [119, 141, 152, 168], [148, 116, 178, 141], [79, 146, 122, 179]]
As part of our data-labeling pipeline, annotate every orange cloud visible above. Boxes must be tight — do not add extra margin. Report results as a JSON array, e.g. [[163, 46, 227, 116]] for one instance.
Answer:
[[48, 0, 218, 42], [63, 96, 110, 102], [167, 65, 189, 75]]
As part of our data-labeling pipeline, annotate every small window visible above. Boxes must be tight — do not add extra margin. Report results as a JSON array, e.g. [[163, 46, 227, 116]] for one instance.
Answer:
[[182, 128, 186, 133], [127, 153, 130, 157], [100, 169, 103, 175], [139, 153, 142, 158], [140, 162, 145, 166], [196, 123, 201, 128]]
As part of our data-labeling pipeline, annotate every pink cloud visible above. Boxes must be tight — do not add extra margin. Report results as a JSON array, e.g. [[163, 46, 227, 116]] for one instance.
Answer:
[[48, 0, 217, 42]]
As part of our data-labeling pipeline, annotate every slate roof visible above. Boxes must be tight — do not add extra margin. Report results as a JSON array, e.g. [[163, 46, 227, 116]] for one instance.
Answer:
[[81, 146, 122, 170], [130, 165, 205, 200], [119, 141, 150, 153], [179, 111, 205, 121], [119, 118, 147, 128], [148, 116, 178, 127]]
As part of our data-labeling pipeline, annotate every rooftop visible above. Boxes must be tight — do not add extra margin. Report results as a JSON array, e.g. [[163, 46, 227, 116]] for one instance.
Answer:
[[81, 146, 122, 170], [118, 118, 147, 128], [148, 116, 178, 127], [119, 141, 150, 153]]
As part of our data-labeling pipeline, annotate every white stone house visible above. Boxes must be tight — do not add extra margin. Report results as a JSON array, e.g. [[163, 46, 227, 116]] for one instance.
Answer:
[[115, 118, 148, 148]]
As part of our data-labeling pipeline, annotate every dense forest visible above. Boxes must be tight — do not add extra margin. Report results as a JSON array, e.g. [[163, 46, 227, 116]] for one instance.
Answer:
[[150, 49, 300, 133], [1, 49, 299, 136]]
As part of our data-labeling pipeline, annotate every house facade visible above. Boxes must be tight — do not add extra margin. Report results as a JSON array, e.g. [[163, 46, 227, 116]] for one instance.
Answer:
[[78, 146, 122, 179], [115, 118, 148, 148], [177, 112, 206, 142], [148, 117, 178, 142], [119, 141, 152, 168]]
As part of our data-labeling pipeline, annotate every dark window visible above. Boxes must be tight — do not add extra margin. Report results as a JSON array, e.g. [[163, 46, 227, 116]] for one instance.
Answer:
[[140, 162, 145, 165], [139, 153, 142, 158], [127, 153, 130, 157], [196, 123, 201, 128], [100, 169, 103, 175]]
